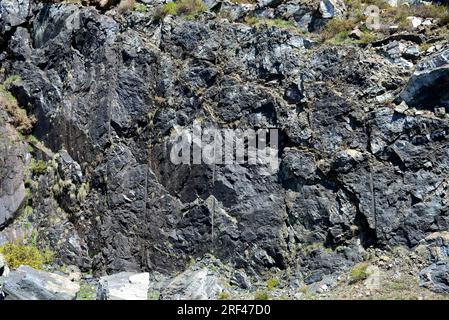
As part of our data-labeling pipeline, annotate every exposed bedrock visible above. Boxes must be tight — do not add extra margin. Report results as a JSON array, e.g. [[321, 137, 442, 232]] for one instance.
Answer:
[[0, 0, 448, 283]]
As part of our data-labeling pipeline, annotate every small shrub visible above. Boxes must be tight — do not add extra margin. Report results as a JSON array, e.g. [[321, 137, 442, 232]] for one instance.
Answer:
[[322, 18, 357, 42], [0, 243, 51, 270], [76, 283, 97, 300], [266, 278, 279, 290], [0, 83, 35, 134], [77, 183, 89, 203], [413, 3, 449, 19], [133, 2, 148, 13], [349, 262, 371, 284], [161, 2, 177, 15], [160, 0, 207, 17], [244, 16, 297, 30], [254, 290, 269, 300], [29, 159, 47, 175], [218, 291, 231, 300], [358, 30, 377, 44]]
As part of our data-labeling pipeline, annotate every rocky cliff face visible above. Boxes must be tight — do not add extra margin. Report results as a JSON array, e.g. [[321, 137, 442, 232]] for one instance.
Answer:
[[0, 0, 449, 294]]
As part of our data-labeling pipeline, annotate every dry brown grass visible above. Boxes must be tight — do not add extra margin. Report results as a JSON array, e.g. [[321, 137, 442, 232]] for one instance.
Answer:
[[0, 81, 35, 134]]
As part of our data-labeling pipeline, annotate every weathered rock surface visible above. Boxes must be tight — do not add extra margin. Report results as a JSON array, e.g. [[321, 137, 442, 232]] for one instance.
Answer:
[[97, 272, 150, 300], [3, 265, 80, 300], [0, 0, 448, 292], [0, 108, 27, 228], [401, 46, 449, 109], [162, 267, 224, 300], [419, 261, 449, 294]]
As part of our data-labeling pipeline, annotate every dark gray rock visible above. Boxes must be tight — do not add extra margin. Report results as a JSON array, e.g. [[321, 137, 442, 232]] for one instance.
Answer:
[[419, 261, 449, 294], [0, 0, 31, 33], [401, 46, 449, 109], [0, 109, 27, 228], [3, 265, 80, 300], [0, 0, 448, 287], [231, 270, 252, 290]]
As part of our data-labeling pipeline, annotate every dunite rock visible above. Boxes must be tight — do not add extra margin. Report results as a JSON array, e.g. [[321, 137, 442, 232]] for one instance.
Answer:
[[3, 265, 80, 300], [0, 0, 449, 287]]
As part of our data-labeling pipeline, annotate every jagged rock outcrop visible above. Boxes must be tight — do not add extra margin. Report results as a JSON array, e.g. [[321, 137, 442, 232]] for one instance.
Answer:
[[401, 46, 449, 109], [419, 261, 449, 294], [0, 0, 448, 290]]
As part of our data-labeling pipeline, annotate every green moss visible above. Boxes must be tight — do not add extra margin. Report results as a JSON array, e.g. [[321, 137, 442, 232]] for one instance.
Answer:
[[254, 290, 269, 300], [76, 283, 97, 300], [218, 291, 231, 300], [147, 290, 161, 300], [27, 135, 41, 145], [160, 0, 207, 17], [3, 75, 22, 87], [266, 278, 279, 290], [349, 262, 371, 284]]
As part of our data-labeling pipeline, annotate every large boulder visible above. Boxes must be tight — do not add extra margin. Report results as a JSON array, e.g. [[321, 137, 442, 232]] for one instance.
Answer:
[[161, 268, 224, 300], [97, 272, 150, 300], [3, 265, 80, 300], [419, 261, 449, 294], [401, 47, 449, 109]]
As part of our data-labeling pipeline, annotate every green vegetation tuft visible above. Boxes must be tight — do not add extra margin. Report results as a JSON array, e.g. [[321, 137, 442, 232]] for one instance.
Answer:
[[160, 0, 207, 18], [266, 278, 279, 290], [0, 78, 35, 134], [0, 243, 54, 270], [349, 262, 371, 284], [244, 16, 297, 30], [76, 283, 97, 300], [133, 2, 148, 13], [29, 159, 47, 175], [218, 291, 231, 300], [254, 290, 269, 300]]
